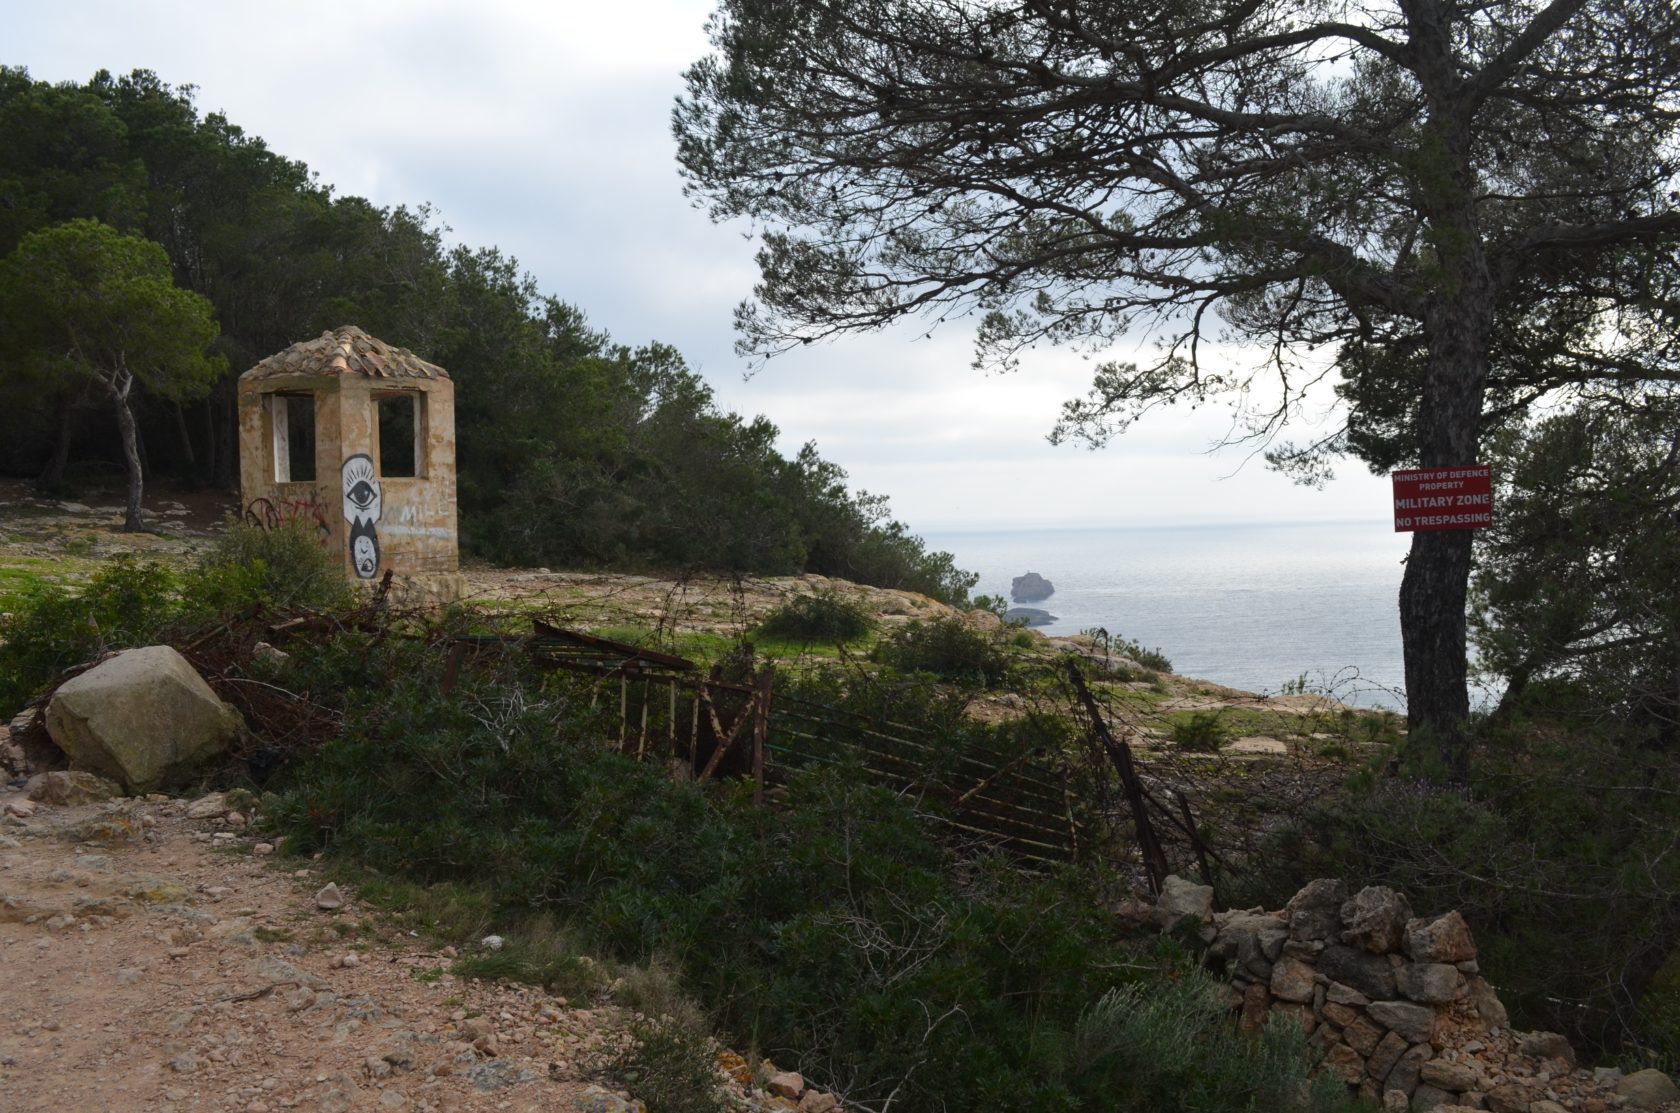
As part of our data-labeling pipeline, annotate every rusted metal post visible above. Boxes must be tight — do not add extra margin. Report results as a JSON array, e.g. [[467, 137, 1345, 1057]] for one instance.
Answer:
[[1178, 793, 1220, 907], [636, 680, 650, 761], [618, 674, 628, 750], [441, 641, 467, 693], [1066, 658, 1170, 895], [751, 665, 773, 805], [688, 681, 703, 776]]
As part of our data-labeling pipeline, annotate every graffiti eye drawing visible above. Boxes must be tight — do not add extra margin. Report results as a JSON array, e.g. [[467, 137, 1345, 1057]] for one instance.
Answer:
[[341, 454, 381, 524], [341, 454, 383, 579], [346, 479, 377, 513]]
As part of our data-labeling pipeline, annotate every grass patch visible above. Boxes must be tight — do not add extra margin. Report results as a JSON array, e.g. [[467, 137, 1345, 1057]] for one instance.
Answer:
[[316, 865, 499, 942], [451, 913, 606, 1000], [1095, 682, 1173, 711], [0, 556, 101, 610]]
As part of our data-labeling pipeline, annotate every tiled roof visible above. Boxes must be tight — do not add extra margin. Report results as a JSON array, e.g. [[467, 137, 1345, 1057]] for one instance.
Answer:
[[241, 326, 448, 382]]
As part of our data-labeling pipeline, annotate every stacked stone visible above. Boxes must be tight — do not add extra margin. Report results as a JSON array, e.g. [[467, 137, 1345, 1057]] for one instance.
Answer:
[[1205, 878, 1591, 1111]]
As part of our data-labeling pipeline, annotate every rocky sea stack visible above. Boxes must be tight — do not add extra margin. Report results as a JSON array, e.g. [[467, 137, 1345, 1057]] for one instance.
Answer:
[[1011, 571, 1055, 603]]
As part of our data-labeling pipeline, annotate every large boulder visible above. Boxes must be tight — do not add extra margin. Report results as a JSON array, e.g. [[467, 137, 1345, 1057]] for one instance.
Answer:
[[45, 646, 242, 793], [1616, 1069, 1680, 1110]]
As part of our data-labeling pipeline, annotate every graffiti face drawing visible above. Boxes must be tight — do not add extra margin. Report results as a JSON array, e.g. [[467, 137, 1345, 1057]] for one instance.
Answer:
[[341, 453, 382, 579], [349, 520, 381, 579]]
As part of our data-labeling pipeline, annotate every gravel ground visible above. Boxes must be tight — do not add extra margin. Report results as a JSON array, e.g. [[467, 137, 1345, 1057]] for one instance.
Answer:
[[0, 790, 649, 1113]]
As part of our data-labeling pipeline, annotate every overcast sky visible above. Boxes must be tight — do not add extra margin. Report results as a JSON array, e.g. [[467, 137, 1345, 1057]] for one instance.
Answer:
[[8, 0, 1397, 533]]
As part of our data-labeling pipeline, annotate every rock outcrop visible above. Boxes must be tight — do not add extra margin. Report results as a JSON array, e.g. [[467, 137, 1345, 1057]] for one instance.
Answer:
[[2, 707, 66, 781], [1003, 607, 1058, 627], [1010, 572, 1055, 603], [45, 646, 243, 793]]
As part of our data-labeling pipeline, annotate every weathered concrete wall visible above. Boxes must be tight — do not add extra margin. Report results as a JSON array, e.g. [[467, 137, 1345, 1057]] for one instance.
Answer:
[[237, 375, 341, 551], [367, 384, 459, 577]]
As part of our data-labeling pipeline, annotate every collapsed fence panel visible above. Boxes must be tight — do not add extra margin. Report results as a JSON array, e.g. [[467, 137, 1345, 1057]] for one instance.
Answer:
[[447, 622, 1093, 867]]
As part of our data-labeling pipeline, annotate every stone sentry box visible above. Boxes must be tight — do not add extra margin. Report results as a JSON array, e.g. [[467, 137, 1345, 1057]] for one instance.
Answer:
[[238, 326, 462, 601]]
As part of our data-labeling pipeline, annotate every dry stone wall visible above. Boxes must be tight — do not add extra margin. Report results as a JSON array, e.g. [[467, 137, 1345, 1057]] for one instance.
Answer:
[[1155, 876, 1678, 1113]]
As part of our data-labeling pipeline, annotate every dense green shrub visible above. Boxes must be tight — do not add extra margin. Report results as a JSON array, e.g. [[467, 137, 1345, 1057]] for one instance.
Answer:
[[615, 1016, 730, 1113], [1119, 637, 1173, 675], [870, 616, 1010, 688], [192, 519, 354, 615], [0, 556, 180, 711], [755, 591, 874, 643], [1081, 626, 1174, 676]]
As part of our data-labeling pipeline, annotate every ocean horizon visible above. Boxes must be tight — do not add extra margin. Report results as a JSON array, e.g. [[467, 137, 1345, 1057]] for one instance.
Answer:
[[922, 520, 1414, 711]]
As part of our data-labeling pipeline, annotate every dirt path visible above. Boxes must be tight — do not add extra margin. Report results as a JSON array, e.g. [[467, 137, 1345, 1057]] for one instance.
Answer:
[[0, 791, 648, 1113]]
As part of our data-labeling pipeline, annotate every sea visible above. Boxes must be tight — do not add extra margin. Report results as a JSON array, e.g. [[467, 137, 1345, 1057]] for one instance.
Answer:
[[922, 521, 1413, 711]]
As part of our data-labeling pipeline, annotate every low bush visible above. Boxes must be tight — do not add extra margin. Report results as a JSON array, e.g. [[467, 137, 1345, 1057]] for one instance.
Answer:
[[1080, 626, 1173, 676], [870, 615, 1010, 687], [614, 1015, 730, 1113], [1116, 635, 1173, 675], [1171, 710, 1230, 752], [1071, 967, 1358, 1112], [192, 520, 355, 616], [755, 591, 874, 643], [0, 522, 354, 714]]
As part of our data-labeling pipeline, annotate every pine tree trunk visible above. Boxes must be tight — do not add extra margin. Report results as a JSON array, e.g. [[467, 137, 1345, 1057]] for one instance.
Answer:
[[173, 399, 196, 473], [110, 359, 145, 533], [202, 394, 219, 492], [36, 398, 75, 495], [213, 379, 238, 490], [1400, 531, 1475, 782], [1400, 260, 1492, 786]]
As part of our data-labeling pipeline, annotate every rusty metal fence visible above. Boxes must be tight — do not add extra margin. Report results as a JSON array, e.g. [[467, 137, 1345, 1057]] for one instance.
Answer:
[[444, 621, 1087, 866]]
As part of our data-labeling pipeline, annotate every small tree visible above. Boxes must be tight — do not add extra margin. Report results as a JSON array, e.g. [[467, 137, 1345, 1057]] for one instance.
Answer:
[[1472, 395, 1680, 736], [0, 219, 224, 530]]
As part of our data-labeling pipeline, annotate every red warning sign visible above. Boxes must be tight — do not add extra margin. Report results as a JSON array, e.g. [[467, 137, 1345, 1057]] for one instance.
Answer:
[[1392, 465, 1493, 532]]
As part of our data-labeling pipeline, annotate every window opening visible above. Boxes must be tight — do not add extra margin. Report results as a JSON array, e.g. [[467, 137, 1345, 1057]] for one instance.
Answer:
[[270, 393, 316, 482], [376, 393, 421, 477]]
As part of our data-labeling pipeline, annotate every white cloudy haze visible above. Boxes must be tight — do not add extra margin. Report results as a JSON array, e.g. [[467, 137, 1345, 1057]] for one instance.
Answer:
[[8, 0, 1396, 533]]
